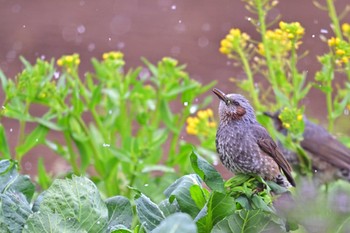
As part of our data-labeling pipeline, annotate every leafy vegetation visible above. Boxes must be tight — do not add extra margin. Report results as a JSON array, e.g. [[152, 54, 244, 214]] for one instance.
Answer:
[[1, 0, 350, 232]]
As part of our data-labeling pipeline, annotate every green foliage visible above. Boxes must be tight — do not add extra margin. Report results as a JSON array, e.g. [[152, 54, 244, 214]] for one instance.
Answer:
[[0, 152, 293, 233], [0, 53, 215, 197]]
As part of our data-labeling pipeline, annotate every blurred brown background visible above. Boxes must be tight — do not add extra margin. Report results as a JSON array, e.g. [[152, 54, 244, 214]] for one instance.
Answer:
[[0, 0, 349, 175]]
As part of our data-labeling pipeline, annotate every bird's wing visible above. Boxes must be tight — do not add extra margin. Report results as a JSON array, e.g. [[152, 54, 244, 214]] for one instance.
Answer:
[[301, 119, 350, 170], [252, 124, 296, 186]]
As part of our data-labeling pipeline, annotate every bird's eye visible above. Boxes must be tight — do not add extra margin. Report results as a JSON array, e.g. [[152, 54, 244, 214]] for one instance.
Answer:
[[232, 100, 240, 106]]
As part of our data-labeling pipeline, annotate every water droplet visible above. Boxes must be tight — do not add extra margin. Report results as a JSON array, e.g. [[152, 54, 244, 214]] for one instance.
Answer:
[[108, 110, 113, 115], [11, 4, 21, 13], [213, 160, 218, 166], [201, 23, 211, 32], [77, 25, 86, 34], [247, 17, 251, 21], [97, 221, 100, 224], [35, 138, 39, 142], [88, 43, 96, 52], [190, 106, 197, 114], [314, 169, 318, 173], [320, 29, 328, 34], [171, 5, 176, 10], [103, 143, 110, 147], [344, 109, 349, 115], [108, 37, 112, 41], [40, 55, 46, 60], [6, 50, 16, 62], [24, 162, 32, 171], [22, 25, 26, 29], [2, 106, 6, 110], [144, 184, 149, 187], [198, 37, 209, 48], [184, 102, 188, 106], [110, 15, 131, 35], [24, 225, 28, 229], [9, 128, 13, 132], [170, 46, 181, 56], [312, 34, 315, 38], [178, 20, 182, 23], [54, 71, 60, 79], [117, 41, 125, 49]]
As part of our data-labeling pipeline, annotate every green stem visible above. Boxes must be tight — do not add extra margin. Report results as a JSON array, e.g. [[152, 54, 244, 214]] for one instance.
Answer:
[[256, 0, 277, 89], [290, 44, 298, 106], [63, 131, 80, 174], [75, 116, 104, 174], [326, 78, 334, 132], [326, 0, 350, 80], [326, 0, 343, 39], [237, 46, 262, 110]]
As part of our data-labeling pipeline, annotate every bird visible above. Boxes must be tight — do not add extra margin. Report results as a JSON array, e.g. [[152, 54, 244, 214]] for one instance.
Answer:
[[264, 110, 350, 184], [213, 88, 296, 187]]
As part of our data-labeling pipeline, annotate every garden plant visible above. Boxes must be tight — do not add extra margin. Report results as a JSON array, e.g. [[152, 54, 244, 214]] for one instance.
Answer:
[[1, 0, 350, 232]]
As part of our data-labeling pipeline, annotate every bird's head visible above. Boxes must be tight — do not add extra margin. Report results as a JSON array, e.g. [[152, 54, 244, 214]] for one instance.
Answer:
[[213, 88, 256, 124]]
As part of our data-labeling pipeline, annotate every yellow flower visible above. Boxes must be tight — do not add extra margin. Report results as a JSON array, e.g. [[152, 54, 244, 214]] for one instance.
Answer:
[[206, 109, 213, 117], [342, 57, 349, 63], [283, 123, 291, 129], [342, 23, 350, 34], [66, 56, 73, 63], [186, 126, 198, 135], [297, 114, 303, 121], [56, 53, 80, 67], [209, 122, 216, 128], [103, 51, 124, 60], [328, 37, 340, 47], [197, 110, 208, 119], [229, 29, 241, 37], [336, 49, 346, 55], [219, 28, 251, 55], [57, 59, 63, 66]]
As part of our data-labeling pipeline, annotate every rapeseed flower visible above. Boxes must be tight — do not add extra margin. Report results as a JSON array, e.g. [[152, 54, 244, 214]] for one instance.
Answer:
[[186, 109, 216, 136]]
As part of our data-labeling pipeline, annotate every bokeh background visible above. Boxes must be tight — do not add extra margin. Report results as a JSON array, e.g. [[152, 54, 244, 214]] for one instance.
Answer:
[[1, 0, 350, 175]]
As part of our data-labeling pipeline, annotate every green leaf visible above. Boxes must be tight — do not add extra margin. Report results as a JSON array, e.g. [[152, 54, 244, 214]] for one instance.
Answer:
[[196, 191, 236, 233], [163, 82, 199, 100], [158, 199, 180, 217], [0, 160, 35, 202], [37, 158, 52, 190], [110, 225, 133, 233], [34, 176, 108, 232], [159, 99, 179, 133], [0, 191, 32, 233], [16, 125, 49, 158], [152, 213, 197, 233], [0, 70, 8, 92], [190, 150, 225, 192], [35, 117, 63, 131], [164, 174, 202, 218], [0, 125, 10, 158], [135, 193, 165, 232], [105, 196, 133, 230], [24, 212, 84, 233], [212, 210, 285, 233], [189, 185, 208, 210]]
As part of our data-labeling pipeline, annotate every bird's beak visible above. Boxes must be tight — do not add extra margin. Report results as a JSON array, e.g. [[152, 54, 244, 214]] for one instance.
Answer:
[[213, 88, 229, 104], [263, 111, 274, 118]]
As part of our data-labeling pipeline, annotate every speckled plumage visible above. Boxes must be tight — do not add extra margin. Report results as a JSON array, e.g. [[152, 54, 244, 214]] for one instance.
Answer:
[[265, 110, 350, 184], [213, 88, 295, 187]]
